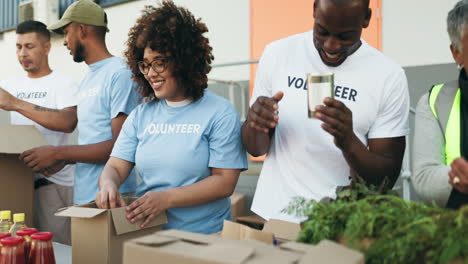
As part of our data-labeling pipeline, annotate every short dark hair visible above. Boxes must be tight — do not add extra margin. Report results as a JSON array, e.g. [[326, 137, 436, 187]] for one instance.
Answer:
[[317, 0, 370, 17], [16, 20, 51, 41], [125, 1, 213, 101]]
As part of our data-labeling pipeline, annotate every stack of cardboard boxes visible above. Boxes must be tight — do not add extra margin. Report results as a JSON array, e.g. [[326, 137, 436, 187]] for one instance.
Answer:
[[0, 125, 47, 227], [123, 220, 365, 264]]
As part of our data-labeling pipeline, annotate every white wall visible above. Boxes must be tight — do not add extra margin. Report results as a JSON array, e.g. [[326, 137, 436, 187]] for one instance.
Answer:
[[0, 0, 250, 83], [382, 0, 459, 67]]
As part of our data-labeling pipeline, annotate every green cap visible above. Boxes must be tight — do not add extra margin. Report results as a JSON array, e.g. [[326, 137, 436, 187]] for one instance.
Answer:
[[48, 0, 109, 34]]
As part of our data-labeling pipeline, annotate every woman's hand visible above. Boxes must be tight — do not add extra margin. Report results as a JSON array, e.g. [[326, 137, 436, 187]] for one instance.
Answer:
[[96, 183, 126, 209], [126, 191, 170, 228], [449, 158, 468, 194]]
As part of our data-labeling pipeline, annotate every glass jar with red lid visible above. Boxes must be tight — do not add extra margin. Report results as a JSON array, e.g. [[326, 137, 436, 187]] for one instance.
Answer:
[[0, 236, 26, 264], [28, 232, 55, 264], [0, 233, 11, 244], [16, 228, 38, 260]]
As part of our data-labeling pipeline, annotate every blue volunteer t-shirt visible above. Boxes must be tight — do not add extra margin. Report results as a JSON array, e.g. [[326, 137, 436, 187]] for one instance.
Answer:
[[111, 90, 248, 234], [75, 56, 140, 204]]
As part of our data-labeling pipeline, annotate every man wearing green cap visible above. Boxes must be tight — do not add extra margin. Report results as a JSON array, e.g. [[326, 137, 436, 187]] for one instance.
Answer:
[[20, 0, 139, 206]]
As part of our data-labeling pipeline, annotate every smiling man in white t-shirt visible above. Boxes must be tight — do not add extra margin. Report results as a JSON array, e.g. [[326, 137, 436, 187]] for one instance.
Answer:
[[0, 20, 78, 244], [242, 0, 410, 222]]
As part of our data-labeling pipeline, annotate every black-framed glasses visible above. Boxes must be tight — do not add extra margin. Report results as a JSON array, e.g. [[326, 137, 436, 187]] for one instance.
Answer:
[[137, 57, 169, 75]]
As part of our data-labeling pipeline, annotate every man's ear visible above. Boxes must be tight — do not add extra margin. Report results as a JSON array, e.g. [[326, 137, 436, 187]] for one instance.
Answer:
[[363, 8, 372, 28], [450, 44, 464, 66], [44, 41, 51, 55], [78, 24, 87, 39]]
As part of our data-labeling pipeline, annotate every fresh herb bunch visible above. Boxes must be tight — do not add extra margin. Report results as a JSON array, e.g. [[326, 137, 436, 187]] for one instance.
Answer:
[[286, 180, 468, 263]]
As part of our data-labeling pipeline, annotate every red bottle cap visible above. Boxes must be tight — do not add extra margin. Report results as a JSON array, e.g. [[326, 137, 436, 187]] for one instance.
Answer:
[[16, 228, 39, 236], [0, 236, 25, 245], [31, 232, 53, 241], [0, 232, 11, 239]]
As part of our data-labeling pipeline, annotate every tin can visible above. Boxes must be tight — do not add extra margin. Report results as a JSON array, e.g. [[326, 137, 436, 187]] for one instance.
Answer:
[[307, 72, 334, 118]]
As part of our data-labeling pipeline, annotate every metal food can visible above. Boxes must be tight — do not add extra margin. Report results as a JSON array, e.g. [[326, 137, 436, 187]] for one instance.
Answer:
[[307, 72, 334, 118]]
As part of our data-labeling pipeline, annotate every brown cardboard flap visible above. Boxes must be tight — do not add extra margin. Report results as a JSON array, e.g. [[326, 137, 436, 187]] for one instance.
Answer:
[[134, 235, 179, 247], [279, 241, 315, 253], [110, 207, 167, 235], [55, 206, 107, 218], [299, 240, 365, 264], [229, 239, 302, 263], [198, 243, 254, 264], [262, 219, 301, 241], [0, 125, 47, 154], [221, 220, 274, 244], [158, 230, 222, 245]]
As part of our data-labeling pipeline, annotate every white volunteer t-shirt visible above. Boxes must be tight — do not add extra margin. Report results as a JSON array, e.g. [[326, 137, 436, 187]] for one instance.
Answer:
[[250, 31, 410, 222], [0, 71, 79, 186]]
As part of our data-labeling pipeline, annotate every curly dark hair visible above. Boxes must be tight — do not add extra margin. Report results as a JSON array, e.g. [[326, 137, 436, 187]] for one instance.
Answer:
[[125, 1, 213, 101]]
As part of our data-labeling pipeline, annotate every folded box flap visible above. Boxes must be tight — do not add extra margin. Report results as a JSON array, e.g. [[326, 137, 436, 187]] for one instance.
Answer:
[[55, 206, 107, 218], [299, 240, 365, 264], [221, 220, 274, 244], [111, 206, 167, 235], [197, 243, 254, 264], [0, 125, 48, 154], [158, 229, 222, 245], [263, 219, 300, 241], [229, 239, 302, 263], [134, 235, 179, 247], [279, 241, 315, 253]]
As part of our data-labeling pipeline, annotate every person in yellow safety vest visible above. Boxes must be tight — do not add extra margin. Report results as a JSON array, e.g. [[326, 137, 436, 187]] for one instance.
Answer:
[[413, 0, 468, 209]]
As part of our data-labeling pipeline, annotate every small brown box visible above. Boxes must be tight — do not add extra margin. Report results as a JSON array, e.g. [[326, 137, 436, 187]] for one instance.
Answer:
[[56, 198, 167, 264]]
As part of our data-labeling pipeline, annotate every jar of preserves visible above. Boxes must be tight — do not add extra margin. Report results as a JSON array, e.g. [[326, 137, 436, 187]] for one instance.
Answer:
[[0, 236, 26, 264], [28, 232, 55, 264], [16, 228, 38, 259], [0, 233, 11, 246]]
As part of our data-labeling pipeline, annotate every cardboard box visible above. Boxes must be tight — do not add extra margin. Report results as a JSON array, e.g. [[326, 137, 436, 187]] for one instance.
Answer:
[[230, 192, 246, 221], [236, 214, 266, 229], [263, 219, 301, 242], [123, 229, 364, 264], [56, 198, 167, 264], [230, 216, 301, 243], [0, 125, 48, 227], [221, 220, 274, 244]]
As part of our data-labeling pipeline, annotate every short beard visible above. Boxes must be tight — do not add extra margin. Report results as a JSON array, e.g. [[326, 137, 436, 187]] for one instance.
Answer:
[[73, 40, 86, 63]]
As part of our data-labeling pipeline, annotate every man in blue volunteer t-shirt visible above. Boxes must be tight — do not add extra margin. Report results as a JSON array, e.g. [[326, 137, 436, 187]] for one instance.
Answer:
[[20, 0, 139, 204]]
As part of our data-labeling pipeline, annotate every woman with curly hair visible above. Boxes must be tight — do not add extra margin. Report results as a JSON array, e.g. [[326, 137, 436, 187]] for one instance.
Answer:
[[95, 1, 247, 234]]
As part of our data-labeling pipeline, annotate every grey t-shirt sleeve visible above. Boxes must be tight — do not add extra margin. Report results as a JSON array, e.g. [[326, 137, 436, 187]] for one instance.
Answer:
[[411, 93, 452, 207]]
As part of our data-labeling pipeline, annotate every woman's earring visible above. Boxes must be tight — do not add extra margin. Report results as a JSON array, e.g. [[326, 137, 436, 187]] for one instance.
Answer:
[[458, 64, 464, 71]]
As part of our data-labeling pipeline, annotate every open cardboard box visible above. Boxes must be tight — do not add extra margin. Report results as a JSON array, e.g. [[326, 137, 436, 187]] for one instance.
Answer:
[[123, 228, 364, 264], [0, 125, 48, 226], [56, 197, 167, 264], [226, 216, 301, 244]]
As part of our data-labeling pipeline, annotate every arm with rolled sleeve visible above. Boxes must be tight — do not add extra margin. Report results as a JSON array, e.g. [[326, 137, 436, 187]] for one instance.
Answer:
[[51, 70, 138, 163], [412, 93, 452, 207], [20, 69, 139, 172], [0, 77, 78, 133], [241, 45, 279, 156], [340, 68, 409, 187]]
